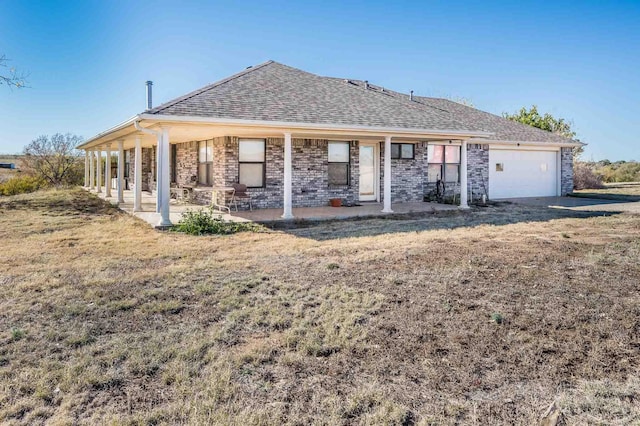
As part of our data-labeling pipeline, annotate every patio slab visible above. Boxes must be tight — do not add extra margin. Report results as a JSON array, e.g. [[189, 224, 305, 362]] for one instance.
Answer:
[[87, 187, 459, 228]]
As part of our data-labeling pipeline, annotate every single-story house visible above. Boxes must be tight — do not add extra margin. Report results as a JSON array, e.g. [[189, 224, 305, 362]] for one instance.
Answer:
[[77, 60, 581, 226]]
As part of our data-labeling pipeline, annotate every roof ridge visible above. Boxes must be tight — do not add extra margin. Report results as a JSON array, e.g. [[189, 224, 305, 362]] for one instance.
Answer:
[[324, 76, 465, 124], [331, 77, 462, 119], [148, 60, 275, 114]]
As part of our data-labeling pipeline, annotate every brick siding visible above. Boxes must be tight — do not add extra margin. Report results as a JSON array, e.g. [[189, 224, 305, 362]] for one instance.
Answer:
[[561, 147, 574, 195]]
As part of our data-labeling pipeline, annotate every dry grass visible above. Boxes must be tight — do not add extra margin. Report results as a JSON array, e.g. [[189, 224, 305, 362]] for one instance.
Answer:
[[574, 182, 640, 200], [1, 188, 639, 425]]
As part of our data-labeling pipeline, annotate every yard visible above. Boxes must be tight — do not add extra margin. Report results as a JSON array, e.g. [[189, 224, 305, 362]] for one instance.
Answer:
[[1, 188, 639, 425]]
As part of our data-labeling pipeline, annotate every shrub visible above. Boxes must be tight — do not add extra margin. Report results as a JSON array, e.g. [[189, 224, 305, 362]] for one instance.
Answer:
[[0, 174, 44, 196], [573, 162, 604, 190], [173, 208, 263, 235]]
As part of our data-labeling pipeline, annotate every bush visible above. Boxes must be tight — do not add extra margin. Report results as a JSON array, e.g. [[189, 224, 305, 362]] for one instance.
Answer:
[[172, 208, 263, 235], [573, 162, 604, 190], [0, 174, 44, 196]]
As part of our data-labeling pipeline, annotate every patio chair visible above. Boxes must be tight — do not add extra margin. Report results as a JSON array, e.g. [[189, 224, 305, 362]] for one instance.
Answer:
[[230, 183, 252, 211]]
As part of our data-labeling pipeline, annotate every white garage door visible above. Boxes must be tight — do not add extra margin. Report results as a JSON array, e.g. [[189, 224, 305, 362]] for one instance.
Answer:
[[489, 149, 558, 199]]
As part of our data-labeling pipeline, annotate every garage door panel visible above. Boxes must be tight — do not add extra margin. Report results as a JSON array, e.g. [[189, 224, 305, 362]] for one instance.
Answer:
[[489, 149, 558, 199]]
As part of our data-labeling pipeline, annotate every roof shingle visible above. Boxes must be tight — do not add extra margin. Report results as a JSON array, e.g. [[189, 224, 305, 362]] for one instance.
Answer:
[[148, 60, 577, 144]]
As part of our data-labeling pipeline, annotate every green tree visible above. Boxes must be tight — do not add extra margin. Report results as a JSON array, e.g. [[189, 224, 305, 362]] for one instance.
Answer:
[[503, 105, 583, 158]]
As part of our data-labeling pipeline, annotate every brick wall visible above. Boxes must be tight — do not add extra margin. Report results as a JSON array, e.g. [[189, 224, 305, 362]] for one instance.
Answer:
[[467, 144, 489, 202], [224, 137, 358, 209], [175, 137, 359, 209], [561, 147, 574, 195], [380, 142, 426, 203]]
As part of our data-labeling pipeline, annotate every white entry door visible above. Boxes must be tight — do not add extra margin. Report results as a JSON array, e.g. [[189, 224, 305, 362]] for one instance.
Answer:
[[359, 144, 377, 201], [489, 149, 559, 199]]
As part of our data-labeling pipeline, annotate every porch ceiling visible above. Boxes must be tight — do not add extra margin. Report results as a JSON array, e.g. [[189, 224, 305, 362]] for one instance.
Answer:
[[78, 118, 481, 151]]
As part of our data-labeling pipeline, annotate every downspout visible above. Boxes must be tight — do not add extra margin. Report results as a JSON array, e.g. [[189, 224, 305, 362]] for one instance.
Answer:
[[134, 120, 164, 214]]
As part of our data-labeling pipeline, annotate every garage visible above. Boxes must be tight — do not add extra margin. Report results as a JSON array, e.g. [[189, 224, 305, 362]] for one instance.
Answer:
[[489, 148, 559, 199]]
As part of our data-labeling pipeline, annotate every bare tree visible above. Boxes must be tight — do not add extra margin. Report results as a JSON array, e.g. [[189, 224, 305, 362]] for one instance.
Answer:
[[22, 134, 84, 186], [0, 55, 28, 88]]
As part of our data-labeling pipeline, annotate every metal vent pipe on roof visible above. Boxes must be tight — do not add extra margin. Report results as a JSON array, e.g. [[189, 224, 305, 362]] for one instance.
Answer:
[[410, 90, 414, 101], [146, 81, 153, 110], [364, 80, 369, 90]]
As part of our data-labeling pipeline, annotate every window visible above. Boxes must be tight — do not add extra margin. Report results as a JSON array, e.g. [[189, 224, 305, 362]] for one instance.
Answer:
[[124, 150, 130, 178], [152, 146, 157, 182], [171, 144, 177, 183], [239, 139, 265, 188], [391, 143, 414, 159], [198, 140, 213, 185], [428, 145, 461, 183], [328, 141, 350, 186], [496, 163, 504, 172]]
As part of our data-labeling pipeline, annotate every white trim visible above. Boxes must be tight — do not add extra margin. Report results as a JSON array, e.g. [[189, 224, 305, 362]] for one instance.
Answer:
[[471, 138, 583, 148], [459, 140, 469, 209], [382, 136, 393, 213], [488, 145, 561, 152], [358, 142, 379, 202], [138, 114, 493, 138], [77, 115, 139, 149], [77, 114, 494, 150], [282, 132, 294, 219]]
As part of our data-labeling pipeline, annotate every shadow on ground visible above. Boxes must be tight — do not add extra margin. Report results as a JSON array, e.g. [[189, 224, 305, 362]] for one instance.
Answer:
[[263, 202, 621, 241], [0, 188, 120, 217]]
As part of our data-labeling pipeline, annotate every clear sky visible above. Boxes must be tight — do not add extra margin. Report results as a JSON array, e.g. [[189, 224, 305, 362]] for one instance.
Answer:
[[1, 0, 638, 160]]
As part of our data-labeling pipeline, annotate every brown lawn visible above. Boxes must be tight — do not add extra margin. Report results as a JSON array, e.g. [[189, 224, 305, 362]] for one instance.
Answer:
[[0, 188, 639, 425]]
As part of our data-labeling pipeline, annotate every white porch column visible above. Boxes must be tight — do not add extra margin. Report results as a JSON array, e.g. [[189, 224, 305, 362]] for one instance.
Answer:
[[156, 135, 163, 213], [158, 127, 172, 227], [88, 150, 95, 189], [117, 140, 125, 204], [282, 132, 294, 219], [460, 140, 469, 209], [96, 150, 102, 193], [382, 135, 393, 213], [84, 151, 90, 187], [133, 136, 142, 212], [105, 144, 112, 197]]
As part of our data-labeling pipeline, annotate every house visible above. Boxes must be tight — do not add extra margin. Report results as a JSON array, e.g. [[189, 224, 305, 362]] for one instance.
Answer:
[[77, 61, 581, 226]]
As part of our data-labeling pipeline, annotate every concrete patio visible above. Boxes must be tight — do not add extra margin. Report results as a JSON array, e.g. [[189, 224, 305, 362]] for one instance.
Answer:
[[88, 187, 458, 228]]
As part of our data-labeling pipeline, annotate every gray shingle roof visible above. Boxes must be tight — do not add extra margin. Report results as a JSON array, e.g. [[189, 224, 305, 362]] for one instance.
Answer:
[[148, 60, 577, 144]]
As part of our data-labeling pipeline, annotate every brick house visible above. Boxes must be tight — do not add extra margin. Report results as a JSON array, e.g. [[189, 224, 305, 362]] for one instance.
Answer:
[[78, 61, 581, 226]]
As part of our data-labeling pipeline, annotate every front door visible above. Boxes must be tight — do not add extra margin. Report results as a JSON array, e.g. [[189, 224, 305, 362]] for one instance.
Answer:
[[359, 144, 377, 201]]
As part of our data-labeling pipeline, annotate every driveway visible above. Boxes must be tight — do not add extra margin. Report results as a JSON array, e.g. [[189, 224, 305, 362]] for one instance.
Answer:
[[506, 196, 640, 214]]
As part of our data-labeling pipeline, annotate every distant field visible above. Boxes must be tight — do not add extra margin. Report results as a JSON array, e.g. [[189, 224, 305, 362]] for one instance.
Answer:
[[0, 188, 639, 424], [0, 156, 22, 182], [574, 182, 640, 201]]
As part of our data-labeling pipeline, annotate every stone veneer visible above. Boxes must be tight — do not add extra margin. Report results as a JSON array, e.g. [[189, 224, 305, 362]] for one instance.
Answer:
[[379, 142, 426, 203], [467, 144, 489, 202], [561, 147, 574, 195], [171, 137, 577, 210], [172, 138, 494, 209], [126, 148, 152, 192], [175, 137, 359, 209]]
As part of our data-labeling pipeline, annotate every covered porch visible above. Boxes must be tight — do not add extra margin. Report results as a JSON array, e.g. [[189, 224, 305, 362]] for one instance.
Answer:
[[78, 114, 490, 227], [89, 187, 458, 227]]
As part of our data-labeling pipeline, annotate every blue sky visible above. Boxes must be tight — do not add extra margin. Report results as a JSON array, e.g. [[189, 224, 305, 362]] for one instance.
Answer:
[[0, 0, 638, 160]]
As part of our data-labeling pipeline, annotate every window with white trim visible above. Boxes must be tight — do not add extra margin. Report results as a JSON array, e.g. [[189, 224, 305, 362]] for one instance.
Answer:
[[239, 139, 265, 188], [328, 141, 350, 186], [198, 140, 213, 185], [428, 145, 461, 183]]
